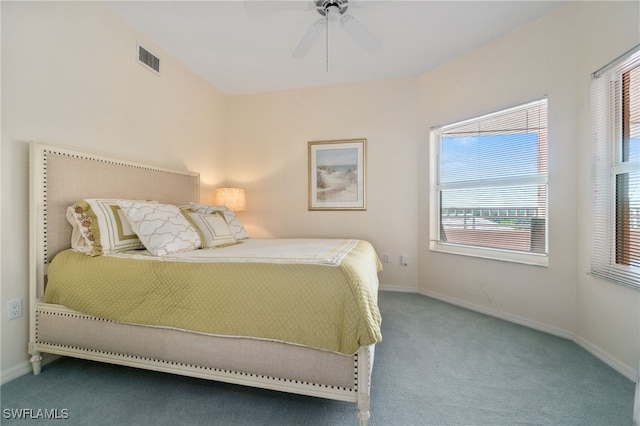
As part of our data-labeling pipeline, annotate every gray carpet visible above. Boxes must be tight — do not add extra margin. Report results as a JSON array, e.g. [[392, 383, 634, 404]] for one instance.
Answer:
[[1, 291, 635, 425]]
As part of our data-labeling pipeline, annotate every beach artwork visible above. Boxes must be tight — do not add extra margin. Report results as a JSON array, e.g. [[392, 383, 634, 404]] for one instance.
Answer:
[[308, 139, 366, 210]]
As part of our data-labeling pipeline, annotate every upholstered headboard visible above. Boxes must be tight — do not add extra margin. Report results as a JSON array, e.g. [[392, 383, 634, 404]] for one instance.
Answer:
[[29, 143, 200, 298]]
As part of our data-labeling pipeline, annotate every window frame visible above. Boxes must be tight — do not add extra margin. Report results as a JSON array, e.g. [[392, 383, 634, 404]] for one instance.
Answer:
[[429, 99, 549, 267], [591, 45, 640, 289]]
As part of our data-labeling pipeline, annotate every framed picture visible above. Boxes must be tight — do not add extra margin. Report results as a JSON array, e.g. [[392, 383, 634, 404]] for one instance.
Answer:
[[308, 138, 366, 211]]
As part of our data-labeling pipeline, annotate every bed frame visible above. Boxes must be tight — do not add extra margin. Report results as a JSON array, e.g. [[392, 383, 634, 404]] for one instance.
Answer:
[[28, 143, 375, 425]]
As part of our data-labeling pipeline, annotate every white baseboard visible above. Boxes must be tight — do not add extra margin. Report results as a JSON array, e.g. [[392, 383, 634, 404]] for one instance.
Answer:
[[381, 287, 638, 383], [418, 288, 574, 340], [1, 361, 32, 385], [573, 334, 636, 382], [379, 284, 418, 293], [1, 353, 59, 385]]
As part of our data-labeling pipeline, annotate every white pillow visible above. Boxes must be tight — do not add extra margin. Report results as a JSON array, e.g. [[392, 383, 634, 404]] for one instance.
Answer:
[[189, 203, 249, 240], [66, 199, 145, 256], [117, 201, 201, 256], [186, 212, 237, 248]]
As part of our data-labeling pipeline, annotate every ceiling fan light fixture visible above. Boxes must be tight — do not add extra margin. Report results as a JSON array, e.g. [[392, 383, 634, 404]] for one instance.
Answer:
[[316, 0, 348, 17], [326, 5, 341, 22]]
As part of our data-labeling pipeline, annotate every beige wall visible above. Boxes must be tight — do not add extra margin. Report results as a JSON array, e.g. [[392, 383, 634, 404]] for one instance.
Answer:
[[1, 2, 228, 380], [418, 0, 580, 334], [2, 0, 639, 385], [418, 1, 639, 378], [224, 78, 421, 290]]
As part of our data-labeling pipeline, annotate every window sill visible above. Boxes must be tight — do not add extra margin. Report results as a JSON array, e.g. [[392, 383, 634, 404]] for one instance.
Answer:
[[430, 241, 549, 267]]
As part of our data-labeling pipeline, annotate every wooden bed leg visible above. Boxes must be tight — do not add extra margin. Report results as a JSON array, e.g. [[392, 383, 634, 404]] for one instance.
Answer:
[[357, 393, 371, 426], [28, 343, 42, 375], [357, 345, 372, 426], [29, 352, 42, 375]]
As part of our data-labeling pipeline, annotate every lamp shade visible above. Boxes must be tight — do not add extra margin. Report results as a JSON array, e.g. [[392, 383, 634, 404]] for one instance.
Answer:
[[213, 187, 246, 212]]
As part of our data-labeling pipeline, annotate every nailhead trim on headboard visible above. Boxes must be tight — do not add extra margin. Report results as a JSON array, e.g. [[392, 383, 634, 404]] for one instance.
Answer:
[[39, 146, 200, 265]]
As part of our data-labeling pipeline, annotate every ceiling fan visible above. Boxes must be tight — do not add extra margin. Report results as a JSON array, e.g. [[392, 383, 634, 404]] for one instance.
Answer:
[[292, 0, 382, 58], [245, 1, 382, 61]]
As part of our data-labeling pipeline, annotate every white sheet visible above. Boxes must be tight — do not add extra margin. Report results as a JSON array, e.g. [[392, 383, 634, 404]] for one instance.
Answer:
[[107, 238, 358, 266]]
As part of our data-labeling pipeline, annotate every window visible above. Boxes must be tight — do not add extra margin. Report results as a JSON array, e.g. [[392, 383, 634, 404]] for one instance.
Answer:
[[591, 45, 640, 289], [430, 99, 548, 266]]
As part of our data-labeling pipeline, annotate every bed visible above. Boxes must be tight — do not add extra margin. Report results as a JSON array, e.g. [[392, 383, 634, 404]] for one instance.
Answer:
[[28, 143, 382, 425]]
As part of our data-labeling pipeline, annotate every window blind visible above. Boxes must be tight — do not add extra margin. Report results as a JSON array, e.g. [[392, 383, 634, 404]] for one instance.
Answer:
[[591, 45, 640, 289], [431, 99, 548, 264]]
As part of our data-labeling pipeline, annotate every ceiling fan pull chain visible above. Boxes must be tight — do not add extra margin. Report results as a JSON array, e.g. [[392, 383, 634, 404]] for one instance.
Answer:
[[326, 12, 329, 73]]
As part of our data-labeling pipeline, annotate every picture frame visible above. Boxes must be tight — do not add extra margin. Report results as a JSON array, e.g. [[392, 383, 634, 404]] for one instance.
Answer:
[[308, 138, 366, 211]]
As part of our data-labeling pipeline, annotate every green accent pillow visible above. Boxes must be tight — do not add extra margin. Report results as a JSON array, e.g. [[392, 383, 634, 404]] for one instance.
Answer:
[[185, 212, 237, 249], [66, 199, 145, 256]]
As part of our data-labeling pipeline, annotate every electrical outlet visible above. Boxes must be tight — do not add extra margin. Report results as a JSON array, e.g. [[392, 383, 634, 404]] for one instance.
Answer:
[[383, 252, 390, 263], [7, 299, 22, 320]]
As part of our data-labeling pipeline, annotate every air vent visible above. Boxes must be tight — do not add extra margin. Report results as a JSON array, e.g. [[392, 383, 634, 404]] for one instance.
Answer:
[[137, 44, 160, 75]]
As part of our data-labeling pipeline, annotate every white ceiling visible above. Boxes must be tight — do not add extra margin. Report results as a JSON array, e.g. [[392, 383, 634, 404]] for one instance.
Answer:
[[104, 0, 568, 95]]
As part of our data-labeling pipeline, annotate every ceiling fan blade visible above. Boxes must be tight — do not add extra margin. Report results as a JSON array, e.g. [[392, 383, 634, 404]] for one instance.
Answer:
[[243, 1, 313, 16], [348, 1, 385, 11], [341, 14, 381, 52], [293, 18, 324, 58]]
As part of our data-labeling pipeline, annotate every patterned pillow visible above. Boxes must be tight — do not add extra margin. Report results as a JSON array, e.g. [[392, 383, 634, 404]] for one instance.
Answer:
[[66, 199, 145, 256], [189, 203, 249, 240], [117, 201, 201, 256], [186, 212, 237, 248]]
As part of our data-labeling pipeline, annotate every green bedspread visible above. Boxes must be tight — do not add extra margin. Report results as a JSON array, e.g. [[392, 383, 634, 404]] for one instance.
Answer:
[[45, 239, 382, 355]]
